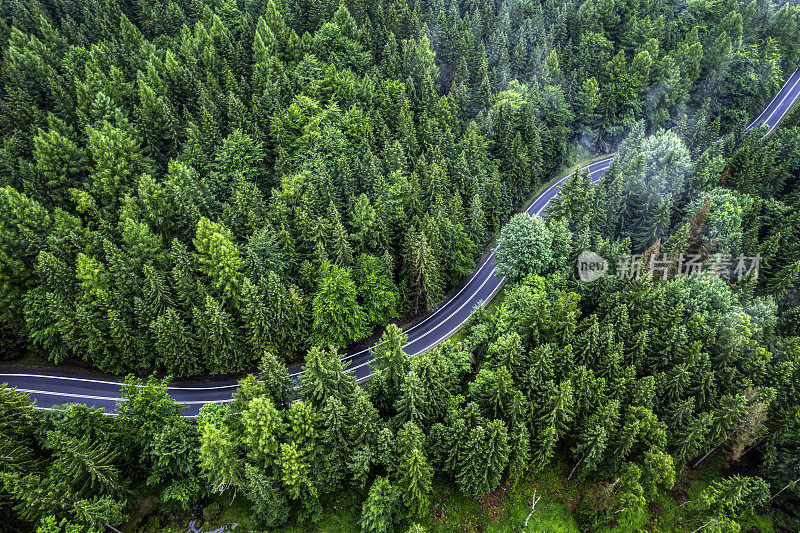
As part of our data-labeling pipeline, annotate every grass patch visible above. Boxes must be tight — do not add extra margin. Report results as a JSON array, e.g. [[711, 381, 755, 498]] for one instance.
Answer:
[[275, 491, 363, 533], [137, 457, 783, 532], [424, 478, 494, 531], [275, 509, 361, 533], [190, 465, 583, 533], [414, 461, 579, 532], [485, 465, 580, 533]]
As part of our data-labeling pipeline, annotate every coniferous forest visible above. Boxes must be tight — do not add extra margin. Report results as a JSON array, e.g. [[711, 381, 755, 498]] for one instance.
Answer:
[[1, 0, 800, 529]]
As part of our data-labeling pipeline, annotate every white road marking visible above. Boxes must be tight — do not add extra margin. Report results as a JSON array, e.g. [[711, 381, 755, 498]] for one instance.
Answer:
[[758, 73, 800, 133], [5, 387, 233, 404], [5, 157, 617, 409], [0, 373, 241, 391], [346, 157, 614, 374], [766, 77, 800, 135], [747, 69, 799, 130]]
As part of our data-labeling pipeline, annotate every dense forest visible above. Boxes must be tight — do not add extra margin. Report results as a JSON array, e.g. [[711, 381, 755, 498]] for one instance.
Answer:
[[0, 0, 798, 376], [2, 0, 800, 529]]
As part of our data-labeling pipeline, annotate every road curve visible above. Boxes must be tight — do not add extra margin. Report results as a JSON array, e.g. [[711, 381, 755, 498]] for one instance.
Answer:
[[0, 157, 613, 416], [2, 67, 799, 417], [746, 68, 800, 135]]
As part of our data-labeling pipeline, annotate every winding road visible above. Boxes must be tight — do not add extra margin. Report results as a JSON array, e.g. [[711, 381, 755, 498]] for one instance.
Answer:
[[746, 68, 800, 135], [3, 68, 799, 417]]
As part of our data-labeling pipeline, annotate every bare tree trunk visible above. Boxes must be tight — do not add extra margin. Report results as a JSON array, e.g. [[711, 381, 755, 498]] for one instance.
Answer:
[[693, 441, 724, 469], [523, 488, 541, 530], [568, 455, 584, 481], [768, 475, 800, 503], [691, 519, 717, 533]]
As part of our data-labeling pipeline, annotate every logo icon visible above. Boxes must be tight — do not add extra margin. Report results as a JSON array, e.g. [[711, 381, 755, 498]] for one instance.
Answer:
[[577, 250, 607, 282]]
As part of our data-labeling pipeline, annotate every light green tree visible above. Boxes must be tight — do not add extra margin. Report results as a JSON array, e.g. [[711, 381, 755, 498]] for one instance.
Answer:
[[312, 262, 369, 348], [494, 213, 555, 282]]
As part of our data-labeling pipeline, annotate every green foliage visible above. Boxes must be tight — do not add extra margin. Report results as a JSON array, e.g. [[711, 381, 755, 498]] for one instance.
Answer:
[[0, 388, 129, 531], [691, 475, 770, 524], [495, 214, 559, 282], [455, 418, 510, 496], [312, 261, 370, 348], [193, 216, 244, 304], [146, 417, 203, 511], [407, 230, 444, 315], [396, 446, 432, 517], [360, 476, 401, 533], [243, 463, 290, 528], [1, 0, 800, 529], [45, 431, 119, 494], [119, 375, 184, 458], [198, 404, 243, 493], [355, 253, 399, 326], [369, 324, 410, 414], [0, 0, 790, 380], [36, 516, 82, 533], [301, 345, 356, 407]]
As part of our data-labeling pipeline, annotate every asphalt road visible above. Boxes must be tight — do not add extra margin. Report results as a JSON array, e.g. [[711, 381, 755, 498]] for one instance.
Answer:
[[746, 68, 800, 135], [2, 67, 799, 417], [0, 157, 613, 417]]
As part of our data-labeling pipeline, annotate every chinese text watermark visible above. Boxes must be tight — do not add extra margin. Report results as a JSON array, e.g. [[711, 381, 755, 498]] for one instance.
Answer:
[[577, 252, 761, 282]]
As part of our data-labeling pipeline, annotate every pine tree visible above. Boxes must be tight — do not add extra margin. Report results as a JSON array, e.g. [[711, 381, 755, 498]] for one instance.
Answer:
[[532, 380, 575, 471], [484, 419, 511, 490], [569, 425, 609, 481], [369, 324, 410, 413], [396, 446, 432, 517], [328, 203, 353, 267], [300, 345, 356, 408], [506, 424, 531, 487], [151, 307, 199, 376], [469, 193, 487, 245], [31, 118, 87, 209], [0, 188, 52, 332], [241, 396, 285, 467], [392, 370, 428, 429], [257, 351, 296, 409], [485, 332, 527, 382], [355, 253, 399, 326], [262, 271, 309, 359], [473, 59, 491, 113], [278, 440, 320, 520], [319, 396, 350, 493], [45, 431, 120, 494], [242, 464, 290, 528], [468, 367, 524, 425], [85, 121, 146, 217], [311, 261, 369, 348], [193, 295, 245, 373], [360, 476, 401, 533], [673, 412, 713, 467], [239, 278, 273, 357], [455, 419, 510, 495], [193, 217, 244, 305], [197, 410, 243, 493], [408, 231, 443, 315], [691, 475, 770, 523]]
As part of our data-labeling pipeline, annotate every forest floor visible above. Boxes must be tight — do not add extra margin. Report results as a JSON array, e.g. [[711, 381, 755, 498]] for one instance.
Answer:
[[134, 454, 778, 532]]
